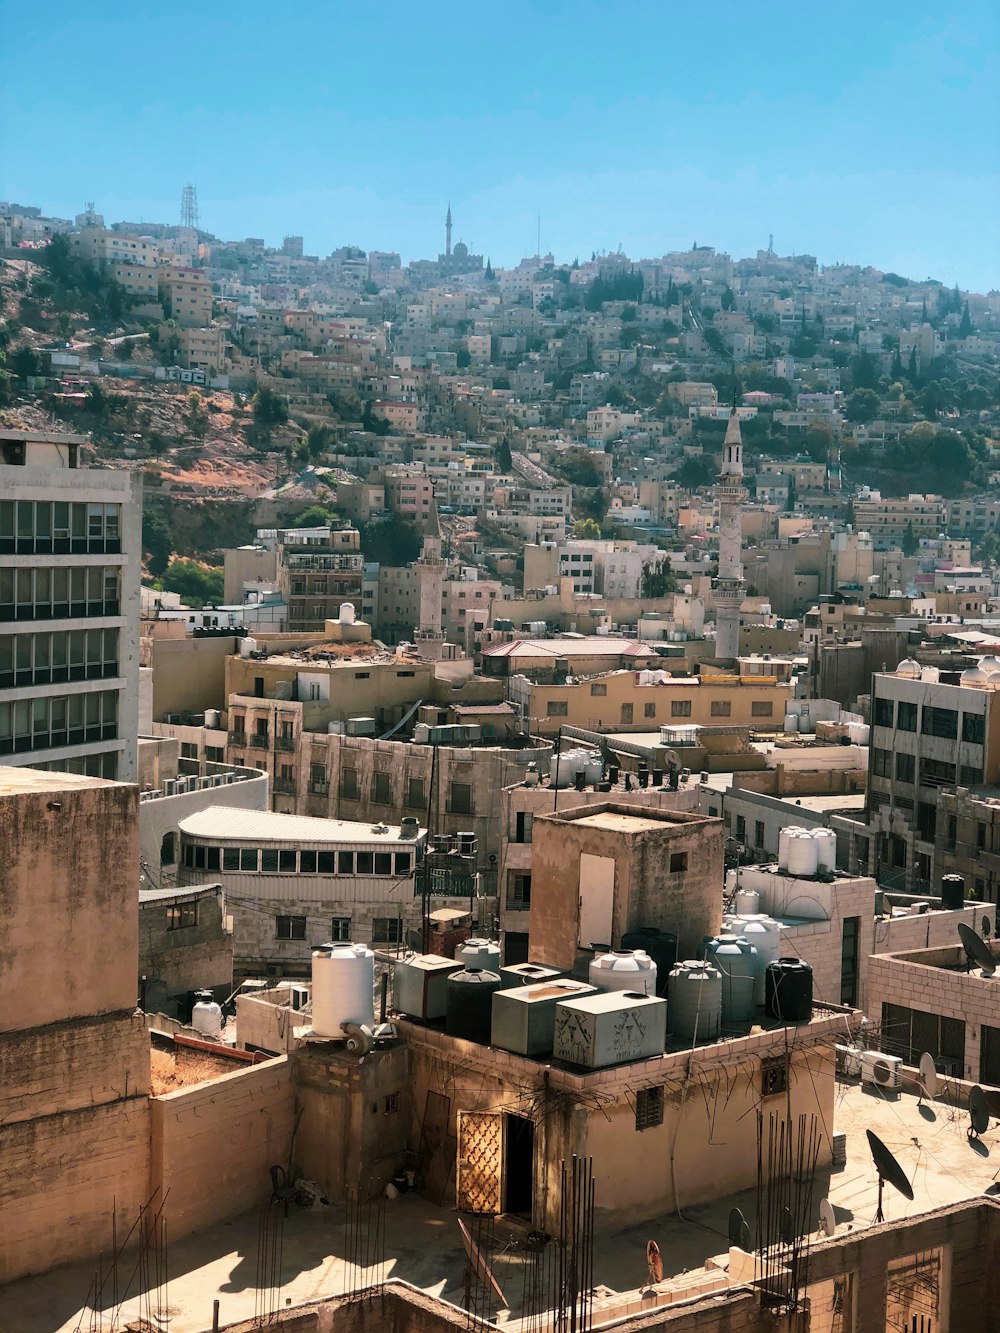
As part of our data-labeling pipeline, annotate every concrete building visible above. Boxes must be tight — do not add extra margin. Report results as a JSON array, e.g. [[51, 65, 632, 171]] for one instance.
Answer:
[[713, 407, 748, 661], [158, 266, 213, 327], [276, 526, 365, 632], [529, 801, 724, 966], [176, 806, 429, 971], [138, 882, 233, 1015], [0, 429, 142, 780]]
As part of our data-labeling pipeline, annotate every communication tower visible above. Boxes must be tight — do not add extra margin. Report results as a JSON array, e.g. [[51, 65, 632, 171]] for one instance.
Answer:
[[180, 184, 199, 231]]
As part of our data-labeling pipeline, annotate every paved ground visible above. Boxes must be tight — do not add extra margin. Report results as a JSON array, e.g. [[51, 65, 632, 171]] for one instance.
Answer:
[[2, 1079, 998, 1333]]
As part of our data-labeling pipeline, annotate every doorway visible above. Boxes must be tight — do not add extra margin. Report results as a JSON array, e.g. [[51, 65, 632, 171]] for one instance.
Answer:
[[503, 1114, 534, 1216]]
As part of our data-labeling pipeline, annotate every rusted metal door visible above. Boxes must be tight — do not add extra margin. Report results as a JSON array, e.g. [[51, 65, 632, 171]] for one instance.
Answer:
[[457, 1111, 504, 1214]]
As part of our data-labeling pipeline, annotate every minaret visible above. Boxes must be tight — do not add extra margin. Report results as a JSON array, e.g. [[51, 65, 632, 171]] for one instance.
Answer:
[[445, 204, 452, 259], [713, 405, 748, 662], [416, 497, 445, 642]]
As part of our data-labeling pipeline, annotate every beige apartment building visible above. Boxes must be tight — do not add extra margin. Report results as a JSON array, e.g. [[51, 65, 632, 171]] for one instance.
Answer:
[[853, 492, 946, 539], [510, 669, 793, 737], [175, 324, 227, 372], [158, 267, 213, 327]]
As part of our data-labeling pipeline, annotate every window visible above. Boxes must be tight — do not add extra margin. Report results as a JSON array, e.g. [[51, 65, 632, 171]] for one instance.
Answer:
[[872, 748, 893, 778], [395, 851, 412, 875], [372, 771, 392, 804], [449, 781, 473, 815], [590, 682, 607, 696], [167, 901, 197, 930], [643, 702, 656, 719], [760, 1055, 789, 1099], [919, 758, 956, 789], [922, 706, 958, 739], [897, 701, 917, 732], [961, 765, 983, 787], [507, 872, 532, 909], [261, 849, 279, 873], [338, 851, 354, 873], [670, 699, 691, 718], [710, 699, 732, 717], [309, 762, 328, 793], [406, 777, 425, 808], [515, 812, 534, 844], [384, 1092, 401, 1114], [620, 703, 633, 724], [357, 852, 375, 875], [755, 820, 765, 850], [372, 917, 403, 945], [300, 850, 318, 873], [841, 916, 860, 1006], [375, 852, 393, 876], [669, 851, 688, 873], [239, 848, 259, 871], [635, 1086, 664, 1131], [547, 700, 568, 717], [735, 815, 746, 840], [331, 916, 351, 941], [341, 767, 360, 800], [963, 713, 986, 745], [751, 700, 773, 718], [873, 696, 894, 728], [279, 850, 297, 873], [160, 832, 176, 866], [223, 848, 240, 871], [276, 915, 307, 940], [895, 752, 915, 783]]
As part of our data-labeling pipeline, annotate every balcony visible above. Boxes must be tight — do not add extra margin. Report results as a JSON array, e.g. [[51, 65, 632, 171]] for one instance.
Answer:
[[249, 734, 270, 750], [273, 778, 296, 795], [275, 735, 296, 753], [228, 731, 246, 747]]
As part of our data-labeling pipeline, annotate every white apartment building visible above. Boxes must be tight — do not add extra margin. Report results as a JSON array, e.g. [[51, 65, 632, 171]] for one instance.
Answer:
[[0, 430, 142, 780]]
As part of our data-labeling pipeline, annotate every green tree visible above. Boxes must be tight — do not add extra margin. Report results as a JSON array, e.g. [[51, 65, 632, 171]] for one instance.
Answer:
[[86, 380, 109, 415], [845, 388, 881, 423], [804, 420, 834, 461], [142, 509, 174, 577], [361, 402, 390, 435], [906, 347, 919, 384], [252, 385, 289, 427], [186, 391, 209, 438], [484, 258, 495, 281], [455, 347, 471, 369], [902, 521, 918, 557], [162, 558, 224, 606], [704, 327, 728, 357], [10, 345, 42, 378], [496, 437, 513, 473], [641, 558, 677, 598], [851, 351, 880, 391], [359, 514, 423, 566], [570, 518, 602, 539], [676, 455, 716, 488], [890, 347, 905, 380], [306, 423, 336, 460], [291, 504, 340, 528], [959, 302, 973, 338], [721, 286, 735, 311], [620, 305, 638, 322]]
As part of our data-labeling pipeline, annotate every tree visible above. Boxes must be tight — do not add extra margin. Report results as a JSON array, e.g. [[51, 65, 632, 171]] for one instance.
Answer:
[[496, 437, 513, 473], [359, 514, 423, 566], [186, 390, 209, 438], [455, 347, 471, 369], [162, 559, 224, 607], [959, 301, 973, 338], [306, 423, 335, 460], [361, 402, 390, 436], [620, 305, 638, 322], [142, 509, 173, 577], [252, 385, 289, 427], [676, 455, 716, 489], [890, 347, 905, 380], [570, 518, 602, 539], [484, 258, 495, 281], [804, 420, 834, 461], [10, 345, 42, 378], [786, 471, 797, 513], [851, 351, 880, 391], [721, 286, 735, 311], [902, 521, 918, 557], [641, 558, 677, 598], [704, 327, 728, 357], [86, 380, 109, 415], [906, 347, 919, 384], [291, 504, 340, 528], [845, 388, 881, 423]]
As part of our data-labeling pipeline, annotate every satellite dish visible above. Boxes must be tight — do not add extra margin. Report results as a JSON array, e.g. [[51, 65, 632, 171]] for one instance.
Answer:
[[958, 921, 996, 976], [918, 1051, 938, 1102], [818, 1198, 836, 1237], [969, 1085, 990, 1139], [866, 1129, 914, 1223], [778, 1205, 794, 1244], [984, 916, 992, 939], [727, 1206, 751, 1250]]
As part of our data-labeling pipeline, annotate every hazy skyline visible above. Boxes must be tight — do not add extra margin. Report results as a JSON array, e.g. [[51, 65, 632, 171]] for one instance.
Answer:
[[3, 1, 998, 289]]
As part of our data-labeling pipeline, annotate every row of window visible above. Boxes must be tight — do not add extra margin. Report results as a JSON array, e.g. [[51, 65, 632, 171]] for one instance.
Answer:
[[0, 566, 120, 623], [335, 769, 473, 815], [548, 697, 773, 721], [0, 689, 118, 754], [0, 629, 119, 689], [871, 748, 983, 789], [873, 696, 984, 744], [275, 914, 401, 944], [0, 500, 121, 555], [183, 842, 414, 877]]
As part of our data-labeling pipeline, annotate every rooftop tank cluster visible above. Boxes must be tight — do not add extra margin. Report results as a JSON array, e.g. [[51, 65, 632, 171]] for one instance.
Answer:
[[775, 826, 837, 878]]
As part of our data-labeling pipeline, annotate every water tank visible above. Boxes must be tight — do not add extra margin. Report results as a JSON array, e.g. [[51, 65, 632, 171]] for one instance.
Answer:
[[552, 991, 667, 1068], [778, 826, 805, 871], [339, 601, 356, 624], [456, 938, 501, 972], [413, 723, 431, 743], [205, 708, 221, 730], [667, 961, 722, 1042], [492, 979, 596, 1056], [312, 943, 375, 1037], [499, 961, 564, 989], [786, 830, 819, 877], [703, 935, 758, 1026], [941, 874, 965, 911], [727, 916, 782, 1005], [847, 722, 870, 745], [784, 713, 799, 733], [734, 888, 760, 916], [765, 958, 813, 1022], [446, 967, 502, 1043], [392, 953, 460, 1020], [240, 636, 258, 659], [550, 748, 591, 788], [585, 752, 604, 785], [589, 949, 657, 997], [620, 929, 677, 997], [191, 990, 223, 1038], [813, 828, 837, 873]]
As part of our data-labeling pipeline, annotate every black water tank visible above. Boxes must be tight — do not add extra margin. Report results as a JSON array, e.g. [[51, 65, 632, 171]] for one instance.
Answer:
[[608, 765, 620, 785], [941, 874, 965, 911], [445, 967, 502, 1043], [765, 958, 813, 1022], [621, 928, 678, 998]]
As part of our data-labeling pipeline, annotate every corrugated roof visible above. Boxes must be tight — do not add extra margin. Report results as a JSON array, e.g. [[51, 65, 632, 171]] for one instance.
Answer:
[[178, 805, 424, 846], [139, 883, 221, 903], [450, 703, 516, 715], [481, 639, 658, 659]]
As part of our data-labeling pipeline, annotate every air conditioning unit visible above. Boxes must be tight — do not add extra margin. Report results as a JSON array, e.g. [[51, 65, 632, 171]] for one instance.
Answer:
[[835, 1044, 863, 1077], [861, 1051, 902, 1093]]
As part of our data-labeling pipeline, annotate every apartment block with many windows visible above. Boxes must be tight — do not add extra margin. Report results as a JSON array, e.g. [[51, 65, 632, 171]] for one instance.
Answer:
[[0, 431, 141, 779]]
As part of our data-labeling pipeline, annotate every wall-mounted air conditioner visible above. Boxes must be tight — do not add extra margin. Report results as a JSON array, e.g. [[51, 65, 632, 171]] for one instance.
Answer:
[[861, 1051, 902, 1093]]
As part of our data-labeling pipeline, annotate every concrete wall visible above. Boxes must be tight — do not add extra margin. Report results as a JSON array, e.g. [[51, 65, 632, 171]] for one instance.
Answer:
[[138, 886, 234, 1000], [138, 767, 269, 874], [149, 1056, 295, 1239], [152, 634, 238, 720]]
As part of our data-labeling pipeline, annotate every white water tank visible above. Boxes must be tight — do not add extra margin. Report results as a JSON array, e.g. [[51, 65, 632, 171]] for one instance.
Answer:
[[589, 949, 657, 997], [457, 938, 502, 973], [787, 830, 819, 877], [205, 708, 221, 729], [550, 748, 591, 788], [778, 825, 805, 871], [734, 887, 760, 916], [192, 990, 222, 1038], [240, 636, 258, 659], [668, 961, 722, 1042], [312, 943, 375, 1037], [339, 601, 356, 624], [813, 828, 837, 872], [847, 722, 870, 745], [727, 916, 782, 1005], [784, 713, 799, 733]]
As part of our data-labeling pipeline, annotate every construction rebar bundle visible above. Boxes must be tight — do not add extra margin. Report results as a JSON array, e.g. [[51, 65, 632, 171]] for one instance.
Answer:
[[754, 1111, 821, 1314], [551, 1155, 596, 1333], [253, 1197, 285, 1325], [73, 1191, 170, 1333], [343, 1185, 386, 1300]]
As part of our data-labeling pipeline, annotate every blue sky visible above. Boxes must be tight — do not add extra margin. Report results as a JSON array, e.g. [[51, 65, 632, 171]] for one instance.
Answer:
[[3, 1, 998, 289]]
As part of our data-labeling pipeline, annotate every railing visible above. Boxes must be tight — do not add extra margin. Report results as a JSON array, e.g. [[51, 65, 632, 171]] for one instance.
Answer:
[[249, 734, 270, 750], [309, 781, 329, 795], [228, 731, 246, 746], [275, 735, 296, 753], [273, 779, 296, 795]]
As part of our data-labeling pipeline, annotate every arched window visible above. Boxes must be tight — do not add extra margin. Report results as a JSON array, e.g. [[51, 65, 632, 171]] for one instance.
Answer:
[[160, 832, 176, 866]]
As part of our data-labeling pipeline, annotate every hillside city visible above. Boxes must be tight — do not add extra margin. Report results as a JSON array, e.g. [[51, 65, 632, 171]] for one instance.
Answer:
[[4, 191, 1000, 1332]]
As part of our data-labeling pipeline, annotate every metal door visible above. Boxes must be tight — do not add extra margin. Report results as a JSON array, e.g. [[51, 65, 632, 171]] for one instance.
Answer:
[[457, 1111, 504, 1214]]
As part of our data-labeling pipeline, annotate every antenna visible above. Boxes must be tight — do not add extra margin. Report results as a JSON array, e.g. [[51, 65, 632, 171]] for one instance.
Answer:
[[818, 1198, 836, 1237], [180, 183, 199, 231], [918, 1051, 938, 1103], [958, 921, 996, 975], [866, 1129, 914, 1223]]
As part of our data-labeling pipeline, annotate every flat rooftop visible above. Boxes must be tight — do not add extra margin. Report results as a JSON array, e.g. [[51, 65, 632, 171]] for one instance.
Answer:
[[0, 765, 117, 797], [178, 806, 425, 845], [4, 1080, 995, 1333], [566, 809, 682, 834]]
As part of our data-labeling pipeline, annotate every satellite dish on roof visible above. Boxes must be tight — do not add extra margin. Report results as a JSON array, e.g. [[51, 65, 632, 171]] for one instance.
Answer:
[[728, 1206, 751, 1251], [778, 1206, 794, 1245], [969, 1085, 990, 1140], [866, 1129, 914, 1223], [918, 1051, 938, 1102], [818, 1198, 836, 1237], [958, 921, 996, 976]]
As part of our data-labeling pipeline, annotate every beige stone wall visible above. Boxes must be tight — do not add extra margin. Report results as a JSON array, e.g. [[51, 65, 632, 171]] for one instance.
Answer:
[[153, 635, 238, 720], [149, 1056, 294, 1239]]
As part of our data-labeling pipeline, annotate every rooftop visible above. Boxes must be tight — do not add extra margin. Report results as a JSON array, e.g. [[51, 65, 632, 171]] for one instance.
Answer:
[[0, 765, 117, 797], [178, 806, 425, 846]]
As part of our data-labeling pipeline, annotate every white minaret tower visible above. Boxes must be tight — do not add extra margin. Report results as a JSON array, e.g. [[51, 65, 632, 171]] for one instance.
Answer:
[[713, 406, 748, 662]]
